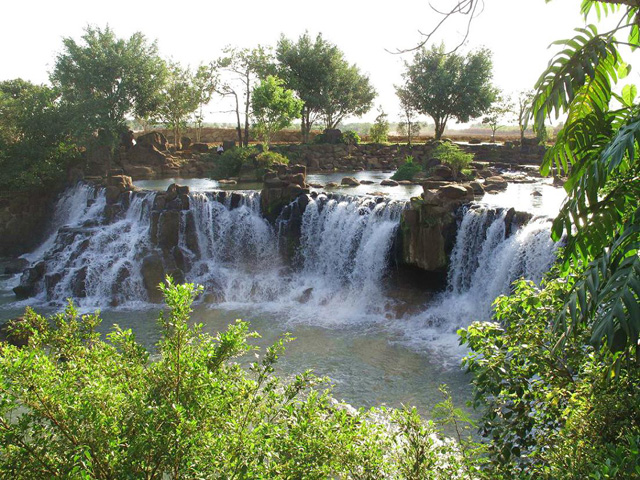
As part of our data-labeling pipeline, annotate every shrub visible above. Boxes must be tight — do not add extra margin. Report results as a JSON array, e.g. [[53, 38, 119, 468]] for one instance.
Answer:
[[0, 279, 483, 479], [460, 273, 640, 479], [432, 142, 473, 180], [255, 150, 289, 168], [391, 155, 423, 181], [342, 130, 360, 145], [208, 146, 255, 179], [368, 108, 389, 143]]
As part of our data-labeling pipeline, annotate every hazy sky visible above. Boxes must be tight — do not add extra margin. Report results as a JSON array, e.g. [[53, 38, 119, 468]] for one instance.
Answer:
[[0, 1, 610, 125]]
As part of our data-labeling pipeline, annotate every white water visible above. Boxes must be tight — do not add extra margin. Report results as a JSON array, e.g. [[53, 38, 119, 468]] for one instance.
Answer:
[[7, 183, 559, 361], [397, 205, 559, 363]]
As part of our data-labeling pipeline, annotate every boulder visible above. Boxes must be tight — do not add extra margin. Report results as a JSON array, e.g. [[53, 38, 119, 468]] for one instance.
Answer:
[[127, 144, 169, 166], [325, 182, 340, 188], [430, 164, 454, 180], [136, 132, 168, 151], [359, 180, 374, 185], [380, 179, 399, 186], [469, 181, 485, 195], [4, 258, 29, 275], [107, 175, 134, 191], [191, 143, 209, 153], [180, 136, 192, 150], [438, 185, 474, 201], [341, 176, 360, 186], [484, 175, 508, 192]]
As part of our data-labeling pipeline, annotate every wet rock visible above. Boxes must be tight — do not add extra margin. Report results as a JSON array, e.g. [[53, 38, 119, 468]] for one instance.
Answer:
[[484, 176, 508, 192], [325, 182, 340, 188], [71, 266, 88, 298], [341, 176, 360, 186], [45, 272, 63, 300], [297, 287, 313, 304], [309, 183, 324, 188], [141, 254, 165, 303], [184, 211, 199, 255], [469, 181, 485, 195], [157, 210, 180, 250], [13, 261, 46, 299], [380, 179, 399, 186], [4, 258, 29, 275], [359, 180, 374, 185]]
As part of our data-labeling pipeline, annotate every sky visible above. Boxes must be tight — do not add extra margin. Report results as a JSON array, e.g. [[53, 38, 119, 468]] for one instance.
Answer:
[[0, 0, 620, 126]]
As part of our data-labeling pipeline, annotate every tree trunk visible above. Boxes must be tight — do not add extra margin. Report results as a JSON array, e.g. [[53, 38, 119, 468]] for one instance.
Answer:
[[243, 73, 250, 147], [434, 118, 446, 140], [233, 92, 242, 146]]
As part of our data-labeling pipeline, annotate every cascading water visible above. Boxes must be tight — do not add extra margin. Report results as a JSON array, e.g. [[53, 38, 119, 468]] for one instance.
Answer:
[[398, 205, 560, 361], [16, 184, 405, 321]]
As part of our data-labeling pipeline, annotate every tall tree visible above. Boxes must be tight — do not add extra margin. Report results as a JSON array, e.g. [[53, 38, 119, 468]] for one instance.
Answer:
[[400, 43, 496, 140], [396, 85, 422, 145], [192, 64, 218, 143], [216, 46, 273, 147], [0, 80, 78, 191], [251, 76, 303, 149], [276, 32, 376, 142], [50, 25, 167, 147], [157, 62, 215, 149]]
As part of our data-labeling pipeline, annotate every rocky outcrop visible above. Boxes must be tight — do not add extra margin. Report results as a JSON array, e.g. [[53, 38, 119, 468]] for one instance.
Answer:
[[399, 184, 475, 272], [260, 165, 310, 223]]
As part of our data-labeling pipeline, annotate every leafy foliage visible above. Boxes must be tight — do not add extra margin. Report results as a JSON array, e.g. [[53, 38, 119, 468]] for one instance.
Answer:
[[460, 276, 640, 479], [251, 75, 303, 148], [531, 5, 640, 357], [400, 43, 496, 140], [432, 142, 473, 180], [368, 108, 389, 143], [0, 280, 482, 479], [50, 25, 167, 148], [392, 155, 423, 181], [276, 32, 376, 142], [208, 146, 256, 180], [0, 80, 79, 192]]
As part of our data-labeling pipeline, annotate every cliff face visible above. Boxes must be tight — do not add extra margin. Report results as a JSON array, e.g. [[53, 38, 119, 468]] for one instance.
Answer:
[[399, 185, 475, 272], [0, 191, 57, 257]]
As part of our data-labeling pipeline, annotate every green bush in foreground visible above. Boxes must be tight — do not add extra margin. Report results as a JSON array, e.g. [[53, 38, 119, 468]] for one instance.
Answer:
[[0, 279, 480, 480]]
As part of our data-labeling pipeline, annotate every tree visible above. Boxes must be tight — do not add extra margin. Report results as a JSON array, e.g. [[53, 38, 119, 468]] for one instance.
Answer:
[[157, 62, 215, 149], [368, 107, 389, 143], [400, 43, 496, 140], [50, 25, 167, 147], [515, 89, 534, 144], [276, 32, 376, 142], [396, 85, 422, 145], [216, 46, 273, 147], [0, 80, 78, 191], [191, 64, 217, 143], [251, 75, 303, 149], [481, 94, 514, 142]]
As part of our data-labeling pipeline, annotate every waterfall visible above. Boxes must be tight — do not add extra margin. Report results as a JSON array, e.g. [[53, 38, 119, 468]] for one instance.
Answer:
[[397, 205, 559, 361], [18, 185, 405, 319]]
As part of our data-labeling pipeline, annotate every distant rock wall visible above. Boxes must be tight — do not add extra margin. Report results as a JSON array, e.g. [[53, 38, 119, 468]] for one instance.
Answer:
[[271, 142, 544, 173]]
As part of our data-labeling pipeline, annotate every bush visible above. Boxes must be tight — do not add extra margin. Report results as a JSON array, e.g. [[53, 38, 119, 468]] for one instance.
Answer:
[[208, 146, 255, 179], [0, 279, 484, 479], [460, 273, 640, 479], [368, 108, 389, 143], [255, 150, 289, 168], [342, 130, 360, 145], [391, 155, 423, 181], [432, 142, 473, 180]]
